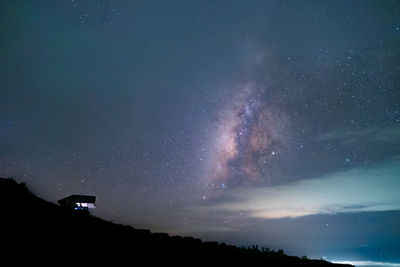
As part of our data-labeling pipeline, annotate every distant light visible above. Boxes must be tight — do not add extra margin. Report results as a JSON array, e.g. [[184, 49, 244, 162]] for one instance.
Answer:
[[331, 260, 400, 267], [271, 151, 275, 155], [346, 158, 350, 163]]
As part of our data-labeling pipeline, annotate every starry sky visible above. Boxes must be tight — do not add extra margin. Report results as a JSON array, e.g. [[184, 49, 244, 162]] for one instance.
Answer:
[[1, 0, 400, 265]]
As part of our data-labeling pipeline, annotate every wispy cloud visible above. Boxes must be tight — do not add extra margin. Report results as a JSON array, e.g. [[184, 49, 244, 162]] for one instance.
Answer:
[[198, 163, 400, 219], [318, 125, 400, 146]]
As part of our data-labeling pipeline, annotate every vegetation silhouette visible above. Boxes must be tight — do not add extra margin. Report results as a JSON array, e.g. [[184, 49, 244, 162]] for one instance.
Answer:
[[0, 177, 353, 266]]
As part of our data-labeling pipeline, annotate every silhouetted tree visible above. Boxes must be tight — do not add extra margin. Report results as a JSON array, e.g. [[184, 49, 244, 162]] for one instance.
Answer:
[[277, 249, 286, 256], [262, 246, 270, 253]]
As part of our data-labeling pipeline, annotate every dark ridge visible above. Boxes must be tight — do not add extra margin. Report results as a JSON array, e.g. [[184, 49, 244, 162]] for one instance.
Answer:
[[0, 177, 353, 266]]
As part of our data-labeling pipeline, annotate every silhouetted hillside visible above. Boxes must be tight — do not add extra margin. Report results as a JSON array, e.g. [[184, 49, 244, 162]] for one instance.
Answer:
[[0, 178, 353, 266]]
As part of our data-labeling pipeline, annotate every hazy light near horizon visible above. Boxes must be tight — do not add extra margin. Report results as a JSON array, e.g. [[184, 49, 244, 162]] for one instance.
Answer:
[[332, 260, 400, 267], [198, 162, 400, 219]]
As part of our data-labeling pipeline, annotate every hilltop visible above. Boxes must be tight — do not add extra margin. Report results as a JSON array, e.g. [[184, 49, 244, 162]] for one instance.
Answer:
[[0, 177, 352, 266]]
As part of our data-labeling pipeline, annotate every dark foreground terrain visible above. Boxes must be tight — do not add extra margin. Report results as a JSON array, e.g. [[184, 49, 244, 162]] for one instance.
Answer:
[[0, 178, 352, 266]]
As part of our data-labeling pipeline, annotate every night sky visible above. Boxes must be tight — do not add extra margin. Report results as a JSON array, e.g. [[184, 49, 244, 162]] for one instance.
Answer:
[[1, 1, 400, 265]]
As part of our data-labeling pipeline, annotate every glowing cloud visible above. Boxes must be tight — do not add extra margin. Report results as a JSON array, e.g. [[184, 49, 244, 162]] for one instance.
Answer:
[[200, 163, 400, 219]]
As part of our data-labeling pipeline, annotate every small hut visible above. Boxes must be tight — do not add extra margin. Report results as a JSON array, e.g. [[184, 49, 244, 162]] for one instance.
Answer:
[[58, 195, 96, 213]]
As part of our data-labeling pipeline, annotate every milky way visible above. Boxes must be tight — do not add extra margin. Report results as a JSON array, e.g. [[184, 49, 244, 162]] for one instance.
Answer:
[[207, 82, 292, 189]]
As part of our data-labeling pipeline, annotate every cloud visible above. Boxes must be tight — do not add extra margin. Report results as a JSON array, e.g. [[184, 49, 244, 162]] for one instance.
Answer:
[[198, 163, 400, 219], [318, 125, 400, 146]]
